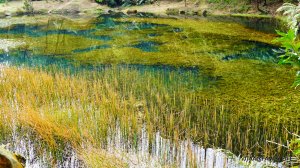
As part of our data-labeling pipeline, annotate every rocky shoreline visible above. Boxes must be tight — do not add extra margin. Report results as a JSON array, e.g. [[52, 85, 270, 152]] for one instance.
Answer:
[[0, 0, 279, 19]]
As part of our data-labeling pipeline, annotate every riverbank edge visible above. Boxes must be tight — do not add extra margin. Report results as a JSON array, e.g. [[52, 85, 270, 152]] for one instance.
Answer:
[[0, 0, 286, 21]]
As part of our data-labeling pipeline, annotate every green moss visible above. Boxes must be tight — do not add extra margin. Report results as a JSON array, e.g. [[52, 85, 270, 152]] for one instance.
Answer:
[[230, 13, 273, 18]]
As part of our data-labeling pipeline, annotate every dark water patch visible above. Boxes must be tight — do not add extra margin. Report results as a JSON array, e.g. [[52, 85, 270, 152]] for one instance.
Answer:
[[0, 51, 73, 68], [0, 49, 200, 75], [0, 24, 112, 41], [205, 15, 285, 34], [222, 41, 278, 62], [122, 21, 168, 30], [148, 33, 162, 37], [134, 12, 157, 18], [93, 15, 168, 31], [130, 41, 162, 52], [72, 44, 111, 53]]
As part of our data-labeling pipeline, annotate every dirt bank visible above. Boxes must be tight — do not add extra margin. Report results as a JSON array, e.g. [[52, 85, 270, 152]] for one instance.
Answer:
[[0, 0, 282, 18], [0, 0, 109, 17]]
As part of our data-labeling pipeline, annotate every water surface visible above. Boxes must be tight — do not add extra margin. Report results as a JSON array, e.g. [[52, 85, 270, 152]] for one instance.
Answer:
[[0, 14, 298, 166]]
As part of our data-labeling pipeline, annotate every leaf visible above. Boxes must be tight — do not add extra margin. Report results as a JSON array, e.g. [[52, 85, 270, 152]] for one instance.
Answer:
[[293, 75, 300, 88], [293, 148, 300, 155]]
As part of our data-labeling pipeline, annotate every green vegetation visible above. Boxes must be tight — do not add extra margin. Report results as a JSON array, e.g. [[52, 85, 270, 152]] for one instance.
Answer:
[[275, 1, 300, 87], [23, 0, 34, 14], [0, 15, 299, 166], [0, 0, 299, 164]]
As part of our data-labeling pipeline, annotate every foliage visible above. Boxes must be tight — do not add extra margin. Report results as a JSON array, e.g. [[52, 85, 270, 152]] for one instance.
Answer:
[[277, 1, 300, 31], [1, 15, 300, 163], [273, 29, 300, 66], [290, 138, 300, 158], [275, 2, 300, 87], [275, 2, 300, 166], [23, 0, 34, 14]]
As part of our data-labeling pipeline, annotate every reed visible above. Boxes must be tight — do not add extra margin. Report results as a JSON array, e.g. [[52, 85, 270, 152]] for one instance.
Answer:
[[0, 61, 298, 166], [0, 15, 299, 166]]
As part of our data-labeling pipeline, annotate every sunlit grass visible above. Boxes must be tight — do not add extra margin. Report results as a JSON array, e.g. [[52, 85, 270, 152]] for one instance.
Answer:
[[0, 60, 298, 164], [0, 15, 299, 166]]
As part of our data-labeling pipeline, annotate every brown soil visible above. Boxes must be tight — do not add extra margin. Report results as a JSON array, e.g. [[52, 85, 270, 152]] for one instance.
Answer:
[[0, 0, 284, 17]]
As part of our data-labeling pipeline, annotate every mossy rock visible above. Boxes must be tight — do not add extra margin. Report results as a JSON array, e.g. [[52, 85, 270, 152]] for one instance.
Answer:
[[127, 9, 138, 15], [0, 12, 5, 18], [0, 146, 25, 168], [166, 8, 179, 15]]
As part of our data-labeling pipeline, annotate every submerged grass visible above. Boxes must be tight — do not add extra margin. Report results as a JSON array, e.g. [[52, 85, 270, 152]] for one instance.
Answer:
[[0, 60, 299, 164], [0, 15, 299, 165], [0, 15, 278, 67]]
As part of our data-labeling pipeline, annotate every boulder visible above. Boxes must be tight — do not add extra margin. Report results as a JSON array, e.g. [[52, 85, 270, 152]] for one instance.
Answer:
[[0, 12, 5, 18], [4, 11, 12, 17], [202, 9, 208, 17], [0, 145, 25, 168], [166, 8, 179, 15], [50, 4, 80, 14], [127, 9, 137, 15], [179, 10, 186, 15]]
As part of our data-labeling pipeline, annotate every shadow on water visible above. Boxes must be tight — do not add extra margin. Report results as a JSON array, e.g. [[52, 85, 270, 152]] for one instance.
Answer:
[[0, 24, 112, 41], [72, 44, 111, 53], [206, 15, 285, 34], [222, 41, 278, 62]]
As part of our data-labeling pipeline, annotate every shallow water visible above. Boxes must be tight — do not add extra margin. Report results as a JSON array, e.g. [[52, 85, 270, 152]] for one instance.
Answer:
[[0, 14, 299, 167]]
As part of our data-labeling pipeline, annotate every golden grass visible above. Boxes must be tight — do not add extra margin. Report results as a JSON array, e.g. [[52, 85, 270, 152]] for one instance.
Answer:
[[0, 61, 298, 163], [0, 15, 298, 164], [78, 146, 127, 168]]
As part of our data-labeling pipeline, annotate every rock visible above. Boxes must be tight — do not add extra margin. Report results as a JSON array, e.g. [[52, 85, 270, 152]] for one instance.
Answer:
[[0, 145, 25, 168], [127, 9, 137, 15], [202, 9, 208, 17], [179, 10, 186, 15], [135, 12, 155, 18], [50, 4, 80, 14], [194, 1, 200, 7], [107, 9, 114, 14], [166, 8, 179, 15], [15, 9, 25, 16], [34, 9, 48, 15], [104, 9, 123, 15], [4, 11, 12, 17], [0, 12, 5, 18], [192, 10, 198, 16]]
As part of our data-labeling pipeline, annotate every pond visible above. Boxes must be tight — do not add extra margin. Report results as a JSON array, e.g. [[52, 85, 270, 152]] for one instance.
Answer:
[[0, 14, 299, 167]]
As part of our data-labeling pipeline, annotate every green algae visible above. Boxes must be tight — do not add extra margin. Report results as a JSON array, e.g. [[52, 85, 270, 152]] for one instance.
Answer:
[[0, 15, 277, 66], [118, 17, 277, 44]]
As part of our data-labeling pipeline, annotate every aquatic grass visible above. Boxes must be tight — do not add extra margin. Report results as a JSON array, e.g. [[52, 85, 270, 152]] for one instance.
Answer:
[[117, 17, 277, 45], [78, 146, 127, 168], [0, 60, 299, 164], [0, 15, 279, 68], [0, 15, 299, 166]]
